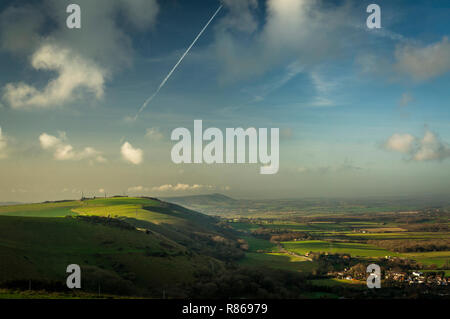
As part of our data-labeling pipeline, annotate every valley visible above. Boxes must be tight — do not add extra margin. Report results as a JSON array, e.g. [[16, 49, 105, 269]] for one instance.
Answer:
[[0, 194, 448, 299]]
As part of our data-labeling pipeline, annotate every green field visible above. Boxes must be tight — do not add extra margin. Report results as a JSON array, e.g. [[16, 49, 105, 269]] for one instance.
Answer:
[[230, 214, 450, 275], [0, 201, 81, 217], [0, 197, 217, 231], [401, 251, 450, 267], [239, 252, 317, 273], [0, 215, 207, 291], [73, 204, 181, 225], [344, 232, 450, 240], [282, 240, 398, 258], [310, 278, 366, 288], [240, 235, 278, 252]]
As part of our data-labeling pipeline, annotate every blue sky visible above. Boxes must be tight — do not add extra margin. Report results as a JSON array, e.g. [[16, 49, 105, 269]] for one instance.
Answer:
[[0, 0, 449, 201]]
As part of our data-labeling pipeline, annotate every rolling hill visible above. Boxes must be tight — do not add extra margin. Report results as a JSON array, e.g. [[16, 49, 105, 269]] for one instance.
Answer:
[[0, 197, 244, 297]]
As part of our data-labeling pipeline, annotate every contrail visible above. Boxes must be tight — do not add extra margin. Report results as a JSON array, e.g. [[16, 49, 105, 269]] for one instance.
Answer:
[[133, 5, 223, 120]]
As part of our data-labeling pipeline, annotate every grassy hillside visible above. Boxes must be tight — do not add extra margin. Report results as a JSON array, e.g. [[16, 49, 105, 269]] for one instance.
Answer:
[[282, 240, 398, 258], [0, 197, 244, 297], [0, 201, 80, 217]]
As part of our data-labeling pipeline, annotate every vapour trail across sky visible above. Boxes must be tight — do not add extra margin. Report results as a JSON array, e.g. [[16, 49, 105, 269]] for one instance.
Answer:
[[133, 4, 223, 120]]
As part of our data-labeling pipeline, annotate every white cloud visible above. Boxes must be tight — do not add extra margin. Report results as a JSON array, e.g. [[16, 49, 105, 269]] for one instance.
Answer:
[[121, 142, 143, 165], [3, 44, 105, 109], [385, 133, 415, 153], [0, 126, 7, 159], [1, 0, 159, 109], [395, 37, 450, 81], [152, 184, 173, 192], [413, 130, 450, 161], [39, 132, 106, 163], [216, 1, 450, 89], [214, 0, 356, 82], [46, 0, 159, 70], [39, 132, 62, 149], [384, 130, 450, 161]]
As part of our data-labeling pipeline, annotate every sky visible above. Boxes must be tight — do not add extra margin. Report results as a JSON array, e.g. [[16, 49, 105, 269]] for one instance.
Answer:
[[0, 0, 449, 202]]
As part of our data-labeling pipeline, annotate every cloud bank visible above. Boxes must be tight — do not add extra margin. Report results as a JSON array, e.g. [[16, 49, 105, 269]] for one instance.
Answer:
[[214, 0, 356, 82], [4, 44, 105, 109], [385, 130, 450, 161], [39, 132, 106, 163]]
